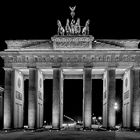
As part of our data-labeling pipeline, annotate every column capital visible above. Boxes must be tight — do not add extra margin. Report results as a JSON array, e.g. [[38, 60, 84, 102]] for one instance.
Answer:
[[52, 65, 61, 69], [84, 65, 93, 69], [23, 75, 29, 80], [4, 67, 13, 71], [106, 67, 116, 70], [124, 67, 133, 74], [132, 67, 140, 70], [27, 66, 36, 69]]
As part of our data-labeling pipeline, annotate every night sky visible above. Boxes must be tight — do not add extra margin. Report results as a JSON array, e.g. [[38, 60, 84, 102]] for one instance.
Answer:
[[0, 0, 140, 41], [0, 0, 139, 124]]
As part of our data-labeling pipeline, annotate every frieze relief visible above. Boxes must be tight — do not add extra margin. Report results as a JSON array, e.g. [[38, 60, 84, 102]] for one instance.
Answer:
[[103, 91, 107, 99], [16, 91, 22, 100], [123, 90, 129, 100], [54, 41, 91, 49], [38, 91, 42, 100], [3, 53, 139, 68]]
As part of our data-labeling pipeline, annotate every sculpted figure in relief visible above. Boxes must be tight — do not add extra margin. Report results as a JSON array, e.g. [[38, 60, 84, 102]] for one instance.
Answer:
[[57, 20, 65, 35], [75, 18, 81, 35], [70, 19, 75, 35], [82, 19, 90, 35], [65, 19, 71, 35]]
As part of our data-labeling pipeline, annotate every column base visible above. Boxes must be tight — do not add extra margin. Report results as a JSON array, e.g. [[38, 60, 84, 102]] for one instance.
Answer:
[[129, 127, 140, 131], [106, 126, 116, 131], [51, 127, 62, 131], [3, 128, 13, 131], [83, 127, 92, 130]]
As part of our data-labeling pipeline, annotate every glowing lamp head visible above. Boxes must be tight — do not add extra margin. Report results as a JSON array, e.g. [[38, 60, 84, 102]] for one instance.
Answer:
[[98, 117, 102, 120], [114, 102, 118, 110]]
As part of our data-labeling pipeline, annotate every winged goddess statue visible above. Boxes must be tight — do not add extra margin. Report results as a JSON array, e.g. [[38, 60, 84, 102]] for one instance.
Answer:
[[57, 20, 65, 35], [69, 6, 76, 18]]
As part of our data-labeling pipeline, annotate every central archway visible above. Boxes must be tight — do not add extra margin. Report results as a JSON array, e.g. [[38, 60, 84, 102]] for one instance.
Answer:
[[92, 79, 103, 128], [44, 79, 53, 128], [63, 79, 83, 129]]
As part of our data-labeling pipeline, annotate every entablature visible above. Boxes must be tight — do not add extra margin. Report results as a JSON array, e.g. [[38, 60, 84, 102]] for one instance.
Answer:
[[1, 49, 140, 68]]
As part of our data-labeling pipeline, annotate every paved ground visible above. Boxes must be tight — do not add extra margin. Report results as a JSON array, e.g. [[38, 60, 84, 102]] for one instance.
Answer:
[[0, 130, 140, 140]]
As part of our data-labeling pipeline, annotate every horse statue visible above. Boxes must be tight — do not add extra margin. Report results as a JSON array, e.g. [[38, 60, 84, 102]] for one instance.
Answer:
[[75, 18, 81, 35], [57, 20, 65, 35], [82, 19, 90, 35], [65, 19, 71, 35]]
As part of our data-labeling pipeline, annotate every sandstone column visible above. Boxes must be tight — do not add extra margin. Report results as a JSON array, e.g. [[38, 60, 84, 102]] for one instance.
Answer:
[[103, 69, 116, 128], [36, 70, 44, 128], [52, 68, 63, 129], [131, 69, 140, 128], [83, 67, 92, 129], [60, 70, 63, 128], [107, 69, 116, 128], [28, 68, 37, 129], [0, 87, 4, 129], [122, 69, 133, 128], [4, 68, 14, 129]]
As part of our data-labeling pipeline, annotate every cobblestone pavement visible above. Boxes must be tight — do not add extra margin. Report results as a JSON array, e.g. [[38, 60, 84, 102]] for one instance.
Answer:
[[0, 130, 140, 140]]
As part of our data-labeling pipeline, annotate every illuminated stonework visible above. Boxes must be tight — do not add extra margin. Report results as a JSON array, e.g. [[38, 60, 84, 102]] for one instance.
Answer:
[[1, 38, 140, 130], [0, 7, 140, 130], [51, 35, 94, 49]]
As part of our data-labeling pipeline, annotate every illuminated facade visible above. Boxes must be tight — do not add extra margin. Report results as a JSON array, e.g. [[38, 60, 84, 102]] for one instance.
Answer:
[[0, 7, 140, 130]]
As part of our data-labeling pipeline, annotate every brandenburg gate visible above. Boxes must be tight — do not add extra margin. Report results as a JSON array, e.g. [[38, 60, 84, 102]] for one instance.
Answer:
[[0, 7, 140, 130]]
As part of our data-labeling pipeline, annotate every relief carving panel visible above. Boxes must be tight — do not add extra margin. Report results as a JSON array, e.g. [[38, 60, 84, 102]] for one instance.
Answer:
[[4, 53, 139, 68]]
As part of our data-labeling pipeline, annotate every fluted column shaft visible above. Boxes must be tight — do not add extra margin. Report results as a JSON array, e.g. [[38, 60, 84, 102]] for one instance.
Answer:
[[107, 69, 116, 128], [83, 67, 92, 129], [52, 68, 63, 129], [28, 68, 37, 129], [0, 88, 4, 129], [132, 69, 140, 128], [4, 68, 14, 129]]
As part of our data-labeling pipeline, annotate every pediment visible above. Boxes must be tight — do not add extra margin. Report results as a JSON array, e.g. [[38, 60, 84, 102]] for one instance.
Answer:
[[5, 40, 52, 49], [96, 39, 140, 49]]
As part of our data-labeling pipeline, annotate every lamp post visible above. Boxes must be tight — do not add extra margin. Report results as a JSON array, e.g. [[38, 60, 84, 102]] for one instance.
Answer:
[[114, 102, 119, 129]]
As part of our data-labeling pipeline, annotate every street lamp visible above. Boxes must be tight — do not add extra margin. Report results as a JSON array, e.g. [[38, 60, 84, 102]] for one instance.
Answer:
[[114, 102, 118, 110], [98, 117, 102, 120], [114, 102, 119, 129]]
